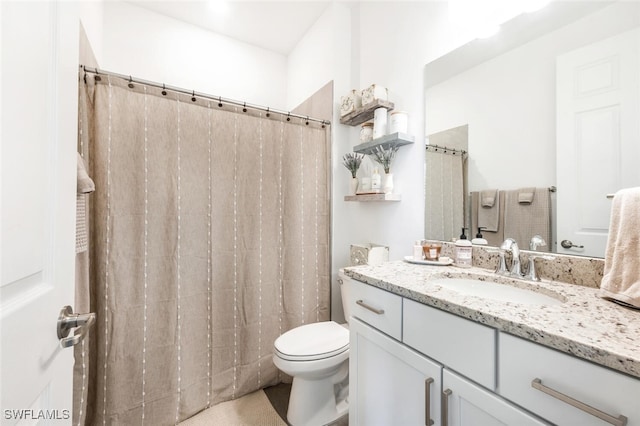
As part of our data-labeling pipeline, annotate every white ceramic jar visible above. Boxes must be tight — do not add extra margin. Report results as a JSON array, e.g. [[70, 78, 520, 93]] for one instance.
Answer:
[[373, 107, 388, 139], [389, 111, 408, 134], [360, 122, 373, 143]]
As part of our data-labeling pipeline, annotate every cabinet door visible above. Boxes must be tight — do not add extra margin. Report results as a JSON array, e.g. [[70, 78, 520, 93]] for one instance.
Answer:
[[350, 318, 442, 426], [442, 370, 549, 426]]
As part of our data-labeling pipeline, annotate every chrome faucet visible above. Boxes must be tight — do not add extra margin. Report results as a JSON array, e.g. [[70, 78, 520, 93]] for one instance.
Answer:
[[529, 235, 546, 251], [526, 236, 547, 281], [500, 238, 523, 277]]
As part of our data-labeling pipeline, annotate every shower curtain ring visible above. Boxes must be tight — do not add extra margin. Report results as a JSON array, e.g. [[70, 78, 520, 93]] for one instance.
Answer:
[[243, 102, 247, 113], [218, 96, 223, 108], [306, 116, 309, 125], [287, 112, 291, 122], [266, 107, 270, 118], [191, 90, 196, 102], [128, 76, 134, 88], [162, 84, 167, 96]]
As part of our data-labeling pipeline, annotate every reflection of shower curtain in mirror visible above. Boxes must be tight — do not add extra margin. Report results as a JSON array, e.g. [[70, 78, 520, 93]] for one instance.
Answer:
[[75, 75, 331, 425], [425, 150, 466, 241]]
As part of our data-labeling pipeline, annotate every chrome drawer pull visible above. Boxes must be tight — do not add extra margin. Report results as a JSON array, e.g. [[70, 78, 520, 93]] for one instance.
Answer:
[[531, 378, 627, 426], [425, 377, 434, 426], [356, 299, 384, 315], [442, 388, 452, 426]]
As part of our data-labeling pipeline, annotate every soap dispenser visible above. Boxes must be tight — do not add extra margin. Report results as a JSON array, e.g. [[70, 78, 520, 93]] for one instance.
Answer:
[[371, 168, 381, 192], [471, 227, 488, 246], [455, 228, 473, 267]]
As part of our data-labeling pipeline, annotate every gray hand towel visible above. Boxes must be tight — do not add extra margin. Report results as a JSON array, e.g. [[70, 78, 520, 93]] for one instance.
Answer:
[[478, 190, 500, 232]]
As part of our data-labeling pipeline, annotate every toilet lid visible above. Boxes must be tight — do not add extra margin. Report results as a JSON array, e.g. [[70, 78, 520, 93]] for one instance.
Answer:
[[274, 321, 349, 361]]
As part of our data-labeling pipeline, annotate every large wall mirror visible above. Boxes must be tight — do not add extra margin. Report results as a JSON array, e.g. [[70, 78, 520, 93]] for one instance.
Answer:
[[424, 0, 640, 258]]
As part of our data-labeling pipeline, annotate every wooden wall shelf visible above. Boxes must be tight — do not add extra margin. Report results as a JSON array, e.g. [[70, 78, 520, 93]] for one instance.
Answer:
[[344, 193, 401, 202], [340, 99, 395, 126]]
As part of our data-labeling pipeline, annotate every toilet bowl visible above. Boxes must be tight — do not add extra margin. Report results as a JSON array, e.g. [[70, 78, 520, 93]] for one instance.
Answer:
[[272, 271, 353, 426]]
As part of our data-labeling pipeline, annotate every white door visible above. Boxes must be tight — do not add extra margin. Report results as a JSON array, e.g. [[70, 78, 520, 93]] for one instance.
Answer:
[[1, 1, 79, 422], [442, 370, 547, 426], [350, 318, 443, 426], [557, 28, 640, 257]]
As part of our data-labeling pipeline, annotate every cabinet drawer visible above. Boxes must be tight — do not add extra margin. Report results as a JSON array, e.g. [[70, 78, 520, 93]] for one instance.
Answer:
[[499, 332, 640, 426], [403, 299, 497, 390], [349, 279, 402, 340]]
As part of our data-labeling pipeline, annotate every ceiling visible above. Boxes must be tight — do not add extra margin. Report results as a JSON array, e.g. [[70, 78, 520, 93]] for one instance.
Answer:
[[127, 1, 331, 55]]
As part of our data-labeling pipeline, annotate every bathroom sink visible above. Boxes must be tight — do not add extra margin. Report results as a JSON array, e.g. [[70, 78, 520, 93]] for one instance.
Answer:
[[431, 278, 564, 306]]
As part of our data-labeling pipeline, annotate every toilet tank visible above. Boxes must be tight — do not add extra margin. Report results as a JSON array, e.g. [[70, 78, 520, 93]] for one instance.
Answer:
[[338, 269, 353, 323]]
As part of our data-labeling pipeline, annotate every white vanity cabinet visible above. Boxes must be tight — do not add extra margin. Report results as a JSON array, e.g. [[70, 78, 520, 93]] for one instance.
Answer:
[[348, 277, 640, 426], [499, 332, 640, 426], [350, 318, 442, 426]]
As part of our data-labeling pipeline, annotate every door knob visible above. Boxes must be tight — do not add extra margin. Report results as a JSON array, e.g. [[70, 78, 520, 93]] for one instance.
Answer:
[[57, 306, 96, 348], [560, 240, 584, 249]]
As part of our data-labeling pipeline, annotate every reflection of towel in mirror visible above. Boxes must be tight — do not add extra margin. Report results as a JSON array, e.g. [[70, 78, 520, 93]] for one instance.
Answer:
[[518, 187, 535, 204], [478, 189, 500, 232], [599, 187, 640, 308], [481, 189, 497, 207], [503, 188, 550, 251], [471, 191, 504, 247]]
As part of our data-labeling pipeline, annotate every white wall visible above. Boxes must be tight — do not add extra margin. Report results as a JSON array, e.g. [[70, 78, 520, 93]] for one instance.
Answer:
[[78, 1, 104, 63], [100, 2, 288, 109], [286, 2, 477, 321], [333, 2, 456, 265], [287, 2, 357, 322]]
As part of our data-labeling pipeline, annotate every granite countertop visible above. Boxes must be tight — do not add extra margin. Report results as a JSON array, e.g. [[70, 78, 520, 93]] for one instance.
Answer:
[[343, 260, 640, 379]]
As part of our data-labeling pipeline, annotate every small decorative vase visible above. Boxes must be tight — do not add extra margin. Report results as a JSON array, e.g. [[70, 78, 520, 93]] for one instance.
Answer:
[[383, 172, 394, 194], [349, 177, 359, 195]]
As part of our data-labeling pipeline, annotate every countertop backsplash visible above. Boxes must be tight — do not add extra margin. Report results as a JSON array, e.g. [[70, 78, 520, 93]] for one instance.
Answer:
[[432, 241, 604, 289]]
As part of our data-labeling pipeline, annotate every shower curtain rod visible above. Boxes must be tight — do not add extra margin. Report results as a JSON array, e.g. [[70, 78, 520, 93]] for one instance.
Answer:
[[425, 143, 467, 156], [81, 65, 330, 126]]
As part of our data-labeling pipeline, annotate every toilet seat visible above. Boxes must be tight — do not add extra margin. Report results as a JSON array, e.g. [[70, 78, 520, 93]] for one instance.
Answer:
[[274, 321, 349, 361]]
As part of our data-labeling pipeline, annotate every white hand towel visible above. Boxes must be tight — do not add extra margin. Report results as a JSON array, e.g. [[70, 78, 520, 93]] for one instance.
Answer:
[[599, 187, 640, 308]]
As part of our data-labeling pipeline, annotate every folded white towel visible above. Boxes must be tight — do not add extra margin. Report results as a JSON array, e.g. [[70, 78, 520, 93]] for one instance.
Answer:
[[599, 187, 640, 308]]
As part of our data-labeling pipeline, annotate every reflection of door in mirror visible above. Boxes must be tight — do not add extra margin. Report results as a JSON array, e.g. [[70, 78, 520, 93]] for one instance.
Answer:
[[424, 125, 468, 243], [557, 28, 640, 258]]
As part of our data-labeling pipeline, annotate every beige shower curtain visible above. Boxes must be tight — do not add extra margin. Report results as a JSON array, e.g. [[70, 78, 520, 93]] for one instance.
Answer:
[[425, 149, 466, 242], [76, 75, 331, 425]]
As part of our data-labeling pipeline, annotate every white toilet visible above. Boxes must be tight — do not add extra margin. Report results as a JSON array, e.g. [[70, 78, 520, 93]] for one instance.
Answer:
[[272, 270, 353, 426]]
